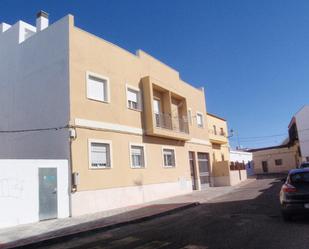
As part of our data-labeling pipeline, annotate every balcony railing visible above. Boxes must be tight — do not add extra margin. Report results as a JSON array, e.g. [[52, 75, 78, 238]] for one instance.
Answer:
[[154, 113, 189, 134]]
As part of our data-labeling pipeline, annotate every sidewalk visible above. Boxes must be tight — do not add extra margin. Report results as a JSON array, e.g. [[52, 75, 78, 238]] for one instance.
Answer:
[[0, 178, 255, 249]]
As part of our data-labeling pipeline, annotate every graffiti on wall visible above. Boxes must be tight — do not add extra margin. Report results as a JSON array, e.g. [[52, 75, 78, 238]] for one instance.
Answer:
[[0, 178, 24, 199]]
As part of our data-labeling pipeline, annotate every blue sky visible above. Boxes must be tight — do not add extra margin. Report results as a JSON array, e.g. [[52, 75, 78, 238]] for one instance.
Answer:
[[1, 0, 309, 149]]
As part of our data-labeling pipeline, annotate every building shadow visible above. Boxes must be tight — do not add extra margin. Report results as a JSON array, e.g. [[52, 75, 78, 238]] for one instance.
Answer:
[[6, 175, 309, 249]]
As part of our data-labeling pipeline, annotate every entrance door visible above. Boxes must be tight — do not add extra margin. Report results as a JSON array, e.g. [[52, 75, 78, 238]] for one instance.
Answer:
[[189, 151, 197, 190], [153, 98, 161, 127], [39, 168, 58, 220], [262, 161, 268, 173], [198, 153, 210, 189]]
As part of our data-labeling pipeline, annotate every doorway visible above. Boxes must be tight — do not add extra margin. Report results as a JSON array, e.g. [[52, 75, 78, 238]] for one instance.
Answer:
[[262, 161, 268, 173], [39, 168, 58, 220], [197, 153, 210, 189], [189, 151, 197, 190]]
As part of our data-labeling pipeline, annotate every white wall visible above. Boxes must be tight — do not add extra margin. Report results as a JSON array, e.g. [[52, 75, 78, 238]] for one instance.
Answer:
[[212, 176, 230, 186], [230, 150, 254, 176], [212, 170, 247, 187], [229, 170, 247, 186], [72, 180, 192, 216], [0, 16, 70, 159], [295, 106, 309, 162], [0, 160, 69, 228]]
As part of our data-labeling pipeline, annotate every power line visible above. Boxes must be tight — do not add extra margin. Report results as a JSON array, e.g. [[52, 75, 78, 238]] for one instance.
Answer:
[[0, 125, 69, 133], [229, 127, 309, 142]]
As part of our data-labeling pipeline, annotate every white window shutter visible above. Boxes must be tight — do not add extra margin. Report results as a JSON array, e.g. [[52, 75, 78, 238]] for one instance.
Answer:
[[87, 75, 106, 101], [91, 143, 109, 167], [127, 89, 138, 102], [153, 99, 160, 114]]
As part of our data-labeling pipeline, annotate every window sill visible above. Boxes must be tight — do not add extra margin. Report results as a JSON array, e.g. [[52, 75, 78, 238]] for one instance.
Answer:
[[87, 97, 110, 104], [128, 107, 142, 112], [163, 165, 176, 168], [131, 166, 146, 169], [89, 166, 112, 170]]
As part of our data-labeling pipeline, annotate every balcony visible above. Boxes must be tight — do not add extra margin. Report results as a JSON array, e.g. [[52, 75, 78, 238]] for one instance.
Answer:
[[154, 113, 189, 134], [142, 76, 190, 141], [208, 129, 228, 144]]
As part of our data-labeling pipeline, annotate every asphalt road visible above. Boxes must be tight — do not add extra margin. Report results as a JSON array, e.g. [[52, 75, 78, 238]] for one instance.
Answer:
[[25, 175, 309, 249]]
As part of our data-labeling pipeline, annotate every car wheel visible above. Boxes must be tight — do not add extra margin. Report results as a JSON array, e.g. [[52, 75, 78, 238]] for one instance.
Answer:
[[282, 213, 292, 222]]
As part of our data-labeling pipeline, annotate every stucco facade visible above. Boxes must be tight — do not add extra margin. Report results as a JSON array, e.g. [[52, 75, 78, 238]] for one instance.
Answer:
[[66, 15, 219, 215], [0, 13, 234, 219], [230, 150, 253, 176], [250, 145, 298, 174], [288, 105, 309, 164]]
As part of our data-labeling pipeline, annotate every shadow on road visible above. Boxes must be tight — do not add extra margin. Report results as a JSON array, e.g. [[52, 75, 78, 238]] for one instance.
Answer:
[[8, 174, 309, 249]]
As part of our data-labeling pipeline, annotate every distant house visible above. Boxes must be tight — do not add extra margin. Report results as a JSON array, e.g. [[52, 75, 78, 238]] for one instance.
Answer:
[[288, 105, 309, 164], [249, 105, 309, 174], [249, 144, 297, 174]]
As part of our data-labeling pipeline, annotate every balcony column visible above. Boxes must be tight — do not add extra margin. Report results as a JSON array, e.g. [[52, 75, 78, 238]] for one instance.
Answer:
[[163, 91, 172, 129]]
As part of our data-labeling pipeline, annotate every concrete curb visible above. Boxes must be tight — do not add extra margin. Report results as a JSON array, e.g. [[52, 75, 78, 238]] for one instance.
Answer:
[[3, 202, 200, 249]]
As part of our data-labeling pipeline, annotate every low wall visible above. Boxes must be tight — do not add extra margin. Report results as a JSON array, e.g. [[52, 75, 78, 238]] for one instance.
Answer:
[[229, 170, 247, 186], [212, 161, 231, 186], [71, 179, 192, 216], [212, 161, 248, 186], [0, 160, 69, 228]]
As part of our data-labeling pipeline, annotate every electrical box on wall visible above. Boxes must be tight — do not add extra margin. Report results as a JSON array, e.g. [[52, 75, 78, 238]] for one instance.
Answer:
[[69, 128, 76, 139], [72, 172, 79, 188]]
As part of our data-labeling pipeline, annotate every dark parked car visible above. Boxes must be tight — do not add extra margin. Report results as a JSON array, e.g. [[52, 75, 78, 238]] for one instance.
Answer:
[[299, 162, 309, 169], [280, 168, 309, 221]]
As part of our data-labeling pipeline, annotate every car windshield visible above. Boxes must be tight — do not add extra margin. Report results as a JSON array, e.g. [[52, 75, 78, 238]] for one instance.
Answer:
[[290, 172, 309, 184], [300, 163, 309, 168]]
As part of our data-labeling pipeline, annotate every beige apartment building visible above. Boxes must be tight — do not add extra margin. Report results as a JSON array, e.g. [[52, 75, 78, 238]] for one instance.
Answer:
[[68, 14, 227, 215], [206, 114, 247, 186], [0, 12, 232, 220], [207, 113, 230, 163]]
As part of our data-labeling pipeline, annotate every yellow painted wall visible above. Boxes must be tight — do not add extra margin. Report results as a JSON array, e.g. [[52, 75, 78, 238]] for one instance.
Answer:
[[252, 146, 298, 174], [68, 16, 213, 191], [69, 25, 208, 137], [71, 128, 192, 191]]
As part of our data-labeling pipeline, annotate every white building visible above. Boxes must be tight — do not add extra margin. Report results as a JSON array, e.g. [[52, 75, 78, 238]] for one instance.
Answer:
[[288, 105, 309, 163], [0, 11, 71, 228], [230, 150, 254, 176]]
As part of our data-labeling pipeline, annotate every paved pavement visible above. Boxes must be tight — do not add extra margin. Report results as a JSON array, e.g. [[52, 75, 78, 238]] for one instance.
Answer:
[[0, 180, 253, 249], [11, 174, 309, 249]]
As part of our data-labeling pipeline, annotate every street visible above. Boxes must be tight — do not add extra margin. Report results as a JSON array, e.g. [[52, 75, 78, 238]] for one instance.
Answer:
[[22, 175, 309, 249]]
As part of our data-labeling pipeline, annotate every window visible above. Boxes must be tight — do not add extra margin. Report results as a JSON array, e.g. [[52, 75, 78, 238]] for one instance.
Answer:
[[89, 141, 112, 168], [126, 86, 141, 111], [188, 109, 192, 125], [163, 148, 176, 167], [130, 144, 145, 168], [87, 72, 109, 102], [213, 125, 217, 135], [221, 154, 225, 161], [306, 156, 309, 162], [153, 98, 161, 127], [196, 113, 204, 128], [275, 159, 283, 166], [220, 128, 224, 136]]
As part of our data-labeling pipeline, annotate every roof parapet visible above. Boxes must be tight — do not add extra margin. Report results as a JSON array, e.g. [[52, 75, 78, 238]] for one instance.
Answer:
[[0, 22, 11, 33]]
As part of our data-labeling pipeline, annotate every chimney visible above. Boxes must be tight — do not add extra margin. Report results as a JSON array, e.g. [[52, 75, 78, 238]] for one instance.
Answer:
[[0, 23, 11, 33], [36, 10, 49, 32]]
